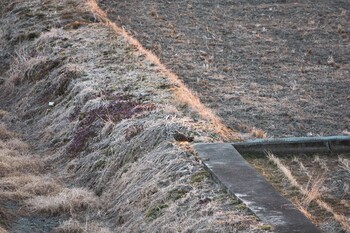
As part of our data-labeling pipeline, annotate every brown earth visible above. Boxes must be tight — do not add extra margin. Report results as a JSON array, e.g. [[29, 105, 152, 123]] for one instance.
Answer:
[[97, 0, 350, 138]]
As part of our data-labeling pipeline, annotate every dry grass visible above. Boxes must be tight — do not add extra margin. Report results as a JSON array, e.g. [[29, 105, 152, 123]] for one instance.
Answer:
[[268, 153, 350, 232], [268, 154, 299, 187], [317, 201, 350, 232], [0, 126, 50, 230], [0, 124, 97, 230], [53, 219, 112, 233], [0, 205, 10, 225], [339, 156, 350, 172], [0, 129, 41, 170], [5, 47, 57, 93], [3, 47, 31, 93], [0, 124, 13, 140], [0, 123, 68, 229], [4, 138, 29, 152], [0, 227, 8, 233], [302, 176, 324, 207], [251, 128, 267, 139], [0, 110, 8, 119], [0, 175, 62, 199], [0, 125, 23, 151], [25, 188, 97, 215], [0, 153, 43, 177]]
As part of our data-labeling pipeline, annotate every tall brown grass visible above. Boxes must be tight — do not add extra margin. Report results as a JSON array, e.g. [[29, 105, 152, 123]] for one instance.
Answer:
[[53, 219, 112, 233], [0, 175, 61, 199], [0, 125, 97, 230], [25, 188, 97, 215]]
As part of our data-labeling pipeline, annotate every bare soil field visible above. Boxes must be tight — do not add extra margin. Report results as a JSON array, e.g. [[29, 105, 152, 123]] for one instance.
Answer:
[[98, 0, 350, 138]]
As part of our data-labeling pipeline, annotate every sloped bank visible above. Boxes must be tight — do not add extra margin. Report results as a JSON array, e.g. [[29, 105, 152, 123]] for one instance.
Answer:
[[0, 0, 269, 232]]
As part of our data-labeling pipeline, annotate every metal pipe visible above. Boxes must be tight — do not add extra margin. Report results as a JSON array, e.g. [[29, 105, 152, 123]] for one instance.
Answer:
[[232, 136, 350, 155]]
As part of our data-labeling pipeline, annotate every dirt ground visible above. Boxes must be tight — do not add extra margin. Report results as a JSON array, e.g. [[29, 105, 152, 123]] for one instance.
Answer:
[[98, 0, 350, 138]]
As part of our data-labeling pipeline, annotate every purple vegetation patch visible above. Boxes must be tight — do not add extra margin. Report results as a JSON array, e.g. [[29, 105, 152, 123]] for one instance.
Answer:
[[67, 99, 156, 155]]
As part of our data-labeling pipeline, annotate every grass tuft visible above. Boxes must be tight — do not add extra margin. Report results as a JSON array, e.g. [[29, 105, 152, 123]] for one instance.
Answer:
[[53, 218, 112, 233], [191, 170, 210, 184], [5, 139, 29, 152], [25, 188, 97, 214], [0, 110, 8, 119], [0, 153, 43, 177], [251, 128, 267, 138], [0, 125, 13, 141], [146, 203, 169, 220], [0, 175, 62, 198]]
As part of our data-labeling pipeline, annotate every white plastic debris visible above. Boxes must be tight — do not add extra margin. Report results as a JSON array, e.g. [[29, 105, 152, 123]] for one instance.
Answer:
[[48, 102, 55, 107]]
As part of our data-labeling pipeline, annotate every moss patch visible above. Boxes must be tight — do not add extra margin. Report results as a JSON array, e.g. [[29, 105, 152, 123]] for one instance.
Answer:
[[146, 203, 169, 221], [190, 170, 210, 184], [168, 187, 190, 201]]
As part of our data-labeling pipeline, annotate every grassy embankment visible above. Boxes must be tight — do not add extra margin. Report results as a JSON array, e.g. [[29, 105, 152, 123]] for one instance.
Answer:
[[0, 0, 270, 232]]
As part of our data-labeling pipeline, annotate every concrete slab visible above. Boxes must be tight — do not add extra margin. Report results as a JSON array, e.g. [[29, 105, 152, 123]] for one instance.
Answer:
[[232, 136, 350, 155], [194, 143, 321, 233]]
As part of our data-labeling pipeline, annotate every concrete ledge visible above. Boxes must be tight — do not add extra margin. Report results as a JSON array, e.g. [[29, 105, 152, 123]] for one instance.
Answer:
[[232, 136, 350, 155], [194, 143, 321, 233]]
